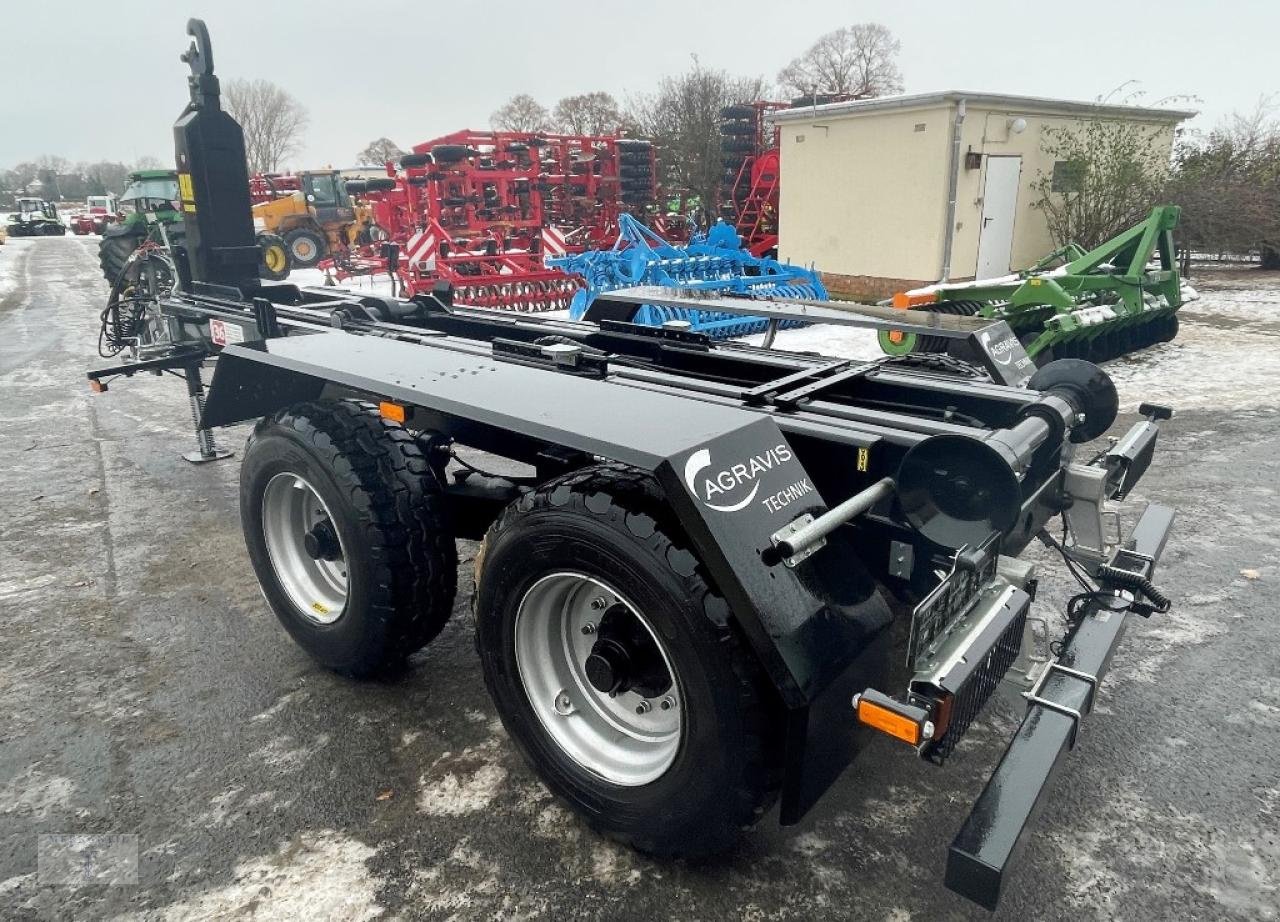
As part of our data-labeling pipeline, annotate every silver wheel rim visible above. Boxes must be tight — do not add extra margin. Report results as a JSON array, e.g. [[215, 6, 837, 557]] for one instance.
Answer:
[[261, 473, 348, 624], [291, 236, 318, 262], [514, 573, 682, 786]]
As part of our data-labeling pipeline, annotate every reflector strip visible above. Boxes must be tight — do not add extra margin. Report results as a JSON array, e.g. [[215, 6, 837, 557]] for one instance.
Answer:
[[378, 401, 406, 423], [856, 694, 924, 746], [892, 291, 938, 309]]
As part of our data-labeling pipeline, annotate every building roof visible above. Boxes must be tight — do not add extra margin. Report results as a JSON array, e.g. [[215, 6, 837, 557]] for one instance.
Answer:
[[770, 90, 1197, 124]]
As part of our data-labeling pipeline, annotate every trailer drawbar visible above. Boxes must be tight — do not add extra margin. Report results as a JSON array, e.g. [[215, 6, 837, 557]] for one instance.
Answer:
[[87, 19, 1177, 911]]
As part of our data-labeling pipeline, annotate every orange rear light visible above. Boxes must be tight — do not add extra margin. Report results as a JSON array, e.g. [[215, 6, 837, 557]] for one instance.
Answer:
[[378, 401, 406, 423]]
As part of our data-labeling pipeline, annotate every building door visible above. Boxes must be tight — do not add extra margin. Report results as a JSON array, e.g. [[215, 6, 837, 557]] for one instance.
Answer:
[[975, 156, 1022, 279]]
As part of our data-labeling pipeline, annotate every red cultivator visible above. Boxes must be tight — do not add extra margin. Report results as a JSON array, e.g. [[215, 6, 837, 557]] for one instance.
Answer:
[[719, 102, 789, 258], [321, 130, 656, 311]]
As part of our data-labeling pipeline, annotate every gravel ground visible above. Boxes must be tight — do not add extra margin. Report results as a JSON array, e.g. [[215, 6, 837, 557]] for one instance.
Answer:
[[1, 237, 1277, 921]]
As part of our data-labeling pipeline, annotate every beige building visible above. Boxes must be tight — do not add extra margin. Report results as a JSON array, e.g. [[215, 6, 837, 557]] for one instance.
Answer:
[[772, 92, 1194, 300]]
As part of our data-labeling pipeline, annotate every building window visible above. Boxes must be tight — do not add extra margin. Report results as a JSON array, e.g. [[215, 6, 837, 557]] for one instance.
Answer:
[[1051, 159, 1085, 193]]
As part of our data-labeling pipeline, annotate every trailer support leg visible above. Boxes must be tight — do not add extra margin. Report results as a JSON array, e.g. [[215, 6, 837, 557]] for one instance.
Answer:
[[181, 363, 233, 464]]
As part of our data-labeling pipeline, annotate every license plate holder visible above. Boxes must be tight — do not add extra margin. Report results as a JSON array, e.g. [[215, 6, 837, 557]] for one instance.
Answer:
[[907, 533, 1000, 668]]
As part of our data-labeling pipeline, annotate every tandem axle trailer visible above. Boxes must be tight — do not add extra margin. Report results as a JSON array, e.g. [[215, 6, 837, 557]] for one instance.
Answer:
[[88, 21, 1178, 911]]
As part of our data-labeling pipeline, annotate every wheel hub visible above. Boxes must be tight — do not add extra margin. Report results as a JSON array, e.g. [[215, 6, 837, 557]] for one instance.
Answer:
[[261, 473, 348, 624], [584, 636, 632, 695], [303, 520, 342, 561], [514, 573, 682, 786]]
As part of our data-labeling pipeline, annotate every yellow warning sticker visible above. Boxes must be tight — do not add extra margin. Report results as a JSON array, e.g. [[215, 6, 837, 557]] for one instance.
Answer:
[[178, 172, 196, 212], [856, 446, 870, 472], [310, 602, 329, 615]]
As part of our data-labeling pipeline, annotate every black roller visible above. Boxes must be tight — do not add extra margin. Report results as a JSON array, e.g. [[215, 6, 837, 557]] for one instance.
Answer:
[[399, 152, 433, 168], [1027, 358, 1118, 443], [897, 435, 1022, 549]]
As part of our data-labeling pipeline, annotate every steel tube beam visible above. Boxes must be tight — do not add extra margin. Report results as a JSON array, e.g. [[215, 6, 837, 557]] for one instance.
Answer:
[[774, 478, 895, 559]]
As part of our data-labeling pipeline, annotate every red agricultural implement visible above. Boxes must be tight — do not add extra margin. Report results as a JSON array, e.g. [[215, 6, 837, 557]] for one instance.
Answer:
[[719, 97, 855, 258], [719, 102, 788, 258], [248, 173, 301, 204], [321, 129, 657, 311]]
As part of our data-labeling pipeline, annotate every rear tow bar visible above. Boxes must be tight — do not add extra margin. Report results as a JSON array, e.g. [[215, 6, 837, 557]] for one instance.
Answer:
[[944, 502, 1175, 909]]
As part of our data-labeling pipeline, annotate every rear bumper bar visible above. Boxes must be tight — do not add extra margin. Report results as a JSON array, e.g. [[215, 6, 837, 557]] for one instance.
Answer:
[[944, 502, 1175, 910]]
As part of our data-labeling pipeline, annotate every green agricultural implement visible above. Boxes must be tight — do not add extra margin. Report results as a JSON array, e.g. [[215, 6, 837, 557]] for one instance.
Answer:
[[6, 198, 67, 237], [99, 169, 288, 286], [880, 205, 1186, 365]]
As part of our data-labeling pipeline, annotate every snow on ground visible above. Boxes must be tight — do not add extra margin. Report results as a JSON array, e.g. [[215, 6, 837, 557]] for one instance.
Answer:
[[745, 265, 1280, 412], [285, 266, 399, 298], [0, 238, 28, 302], [738, 320, 885, 361], [1106, 270, 1280, 411]]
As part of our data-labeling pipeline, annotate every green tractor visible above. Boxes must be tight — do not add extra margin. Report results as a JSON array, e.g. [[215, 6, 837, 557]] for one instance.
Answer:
[[98, 169, 289, 286], [6, 198, 68, 237], [879, 206, 1186, 365]]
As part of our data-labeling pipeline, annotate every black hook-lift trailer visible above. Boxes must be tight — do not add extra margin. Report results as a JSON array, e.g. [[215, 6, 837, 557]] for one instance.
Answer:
[[88, 20, 1178, 911]]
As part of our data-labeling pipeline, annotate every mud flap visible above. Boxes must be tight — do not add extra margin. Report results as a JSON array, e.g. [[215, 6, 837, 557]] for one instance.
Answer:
[[653, 417, 894, 822]]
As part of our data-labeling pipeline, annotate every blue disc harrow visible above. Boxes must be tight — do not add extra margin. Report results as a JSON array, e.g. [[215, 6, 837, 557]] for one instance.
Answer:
[[548, 216, 827, 339]]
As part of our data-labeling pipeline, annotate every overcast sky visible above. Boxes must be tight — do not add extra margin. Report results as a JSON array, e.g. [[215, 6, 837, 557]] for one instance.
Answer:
[[3, 0, 1273, 170]]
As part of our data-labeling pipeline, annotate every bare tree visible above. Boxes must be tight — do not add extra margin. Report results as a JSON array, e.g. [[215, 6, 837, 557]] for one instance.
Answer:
[[1030, 118, 1173, 250], [1166, 98, 1280, 269], [223, 78, 309, 173], [7, 161, 39, 193], [627, 60, 768, 216], [553, 92, 622, 135], [357, 137, 406, 167], [85, 161, 132, 195], [131, 155, 165, 172], [778, 24, 903, 99], [490, 94, 550, 133]]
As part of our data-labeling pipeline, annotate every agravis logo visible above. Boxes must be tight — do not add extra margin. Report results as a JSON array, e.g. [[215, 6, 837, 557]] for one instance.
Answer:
[[683, 444, 794, 513], [980, 330, 1017, 366]]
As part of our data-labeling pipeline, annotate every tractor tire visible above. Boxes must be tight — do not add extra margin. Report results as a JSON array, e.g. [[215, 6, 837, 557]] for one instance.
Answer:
[[720, 104, 755, 120], [473, 464, 784, 858], [431, 144, 479, 163], [399, 152, 433, 169], [344, 180, 368, 195], [720, 121, 756, 136], [926, 299, 983, 354], [240, 400, 458, 678], [258, 232, 291, 280], [44, 222, 68, 236], [721, 138, 754, 154], [98, 226, 145, 286], [364, 177, 397, 192], [283, 227, 325, 269], [616, 140, 651, 151]]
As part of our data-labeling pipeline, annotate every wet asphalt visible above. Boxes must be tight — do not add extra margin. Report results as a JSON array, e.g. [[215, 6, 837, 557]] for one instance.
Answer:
[[1, 235, 1277, 920]]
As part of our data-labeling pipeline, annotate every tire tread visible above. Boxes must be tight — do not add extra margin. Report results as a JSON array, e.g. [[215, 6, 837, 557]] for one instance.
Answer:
[[248, 400, 457, 675], [475, 462, 781, 855]]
